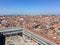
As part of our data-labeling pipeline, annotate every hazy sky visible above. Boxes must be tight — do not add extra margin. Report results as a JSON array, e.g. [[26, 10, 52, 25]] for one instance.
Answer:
[[0, 0, 60, 15]]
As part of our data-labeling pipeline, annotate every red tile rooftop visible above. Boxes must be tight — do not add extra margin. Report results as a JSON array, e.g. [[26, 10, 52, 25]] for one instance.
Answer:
[[0, 15, 60, 45]]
